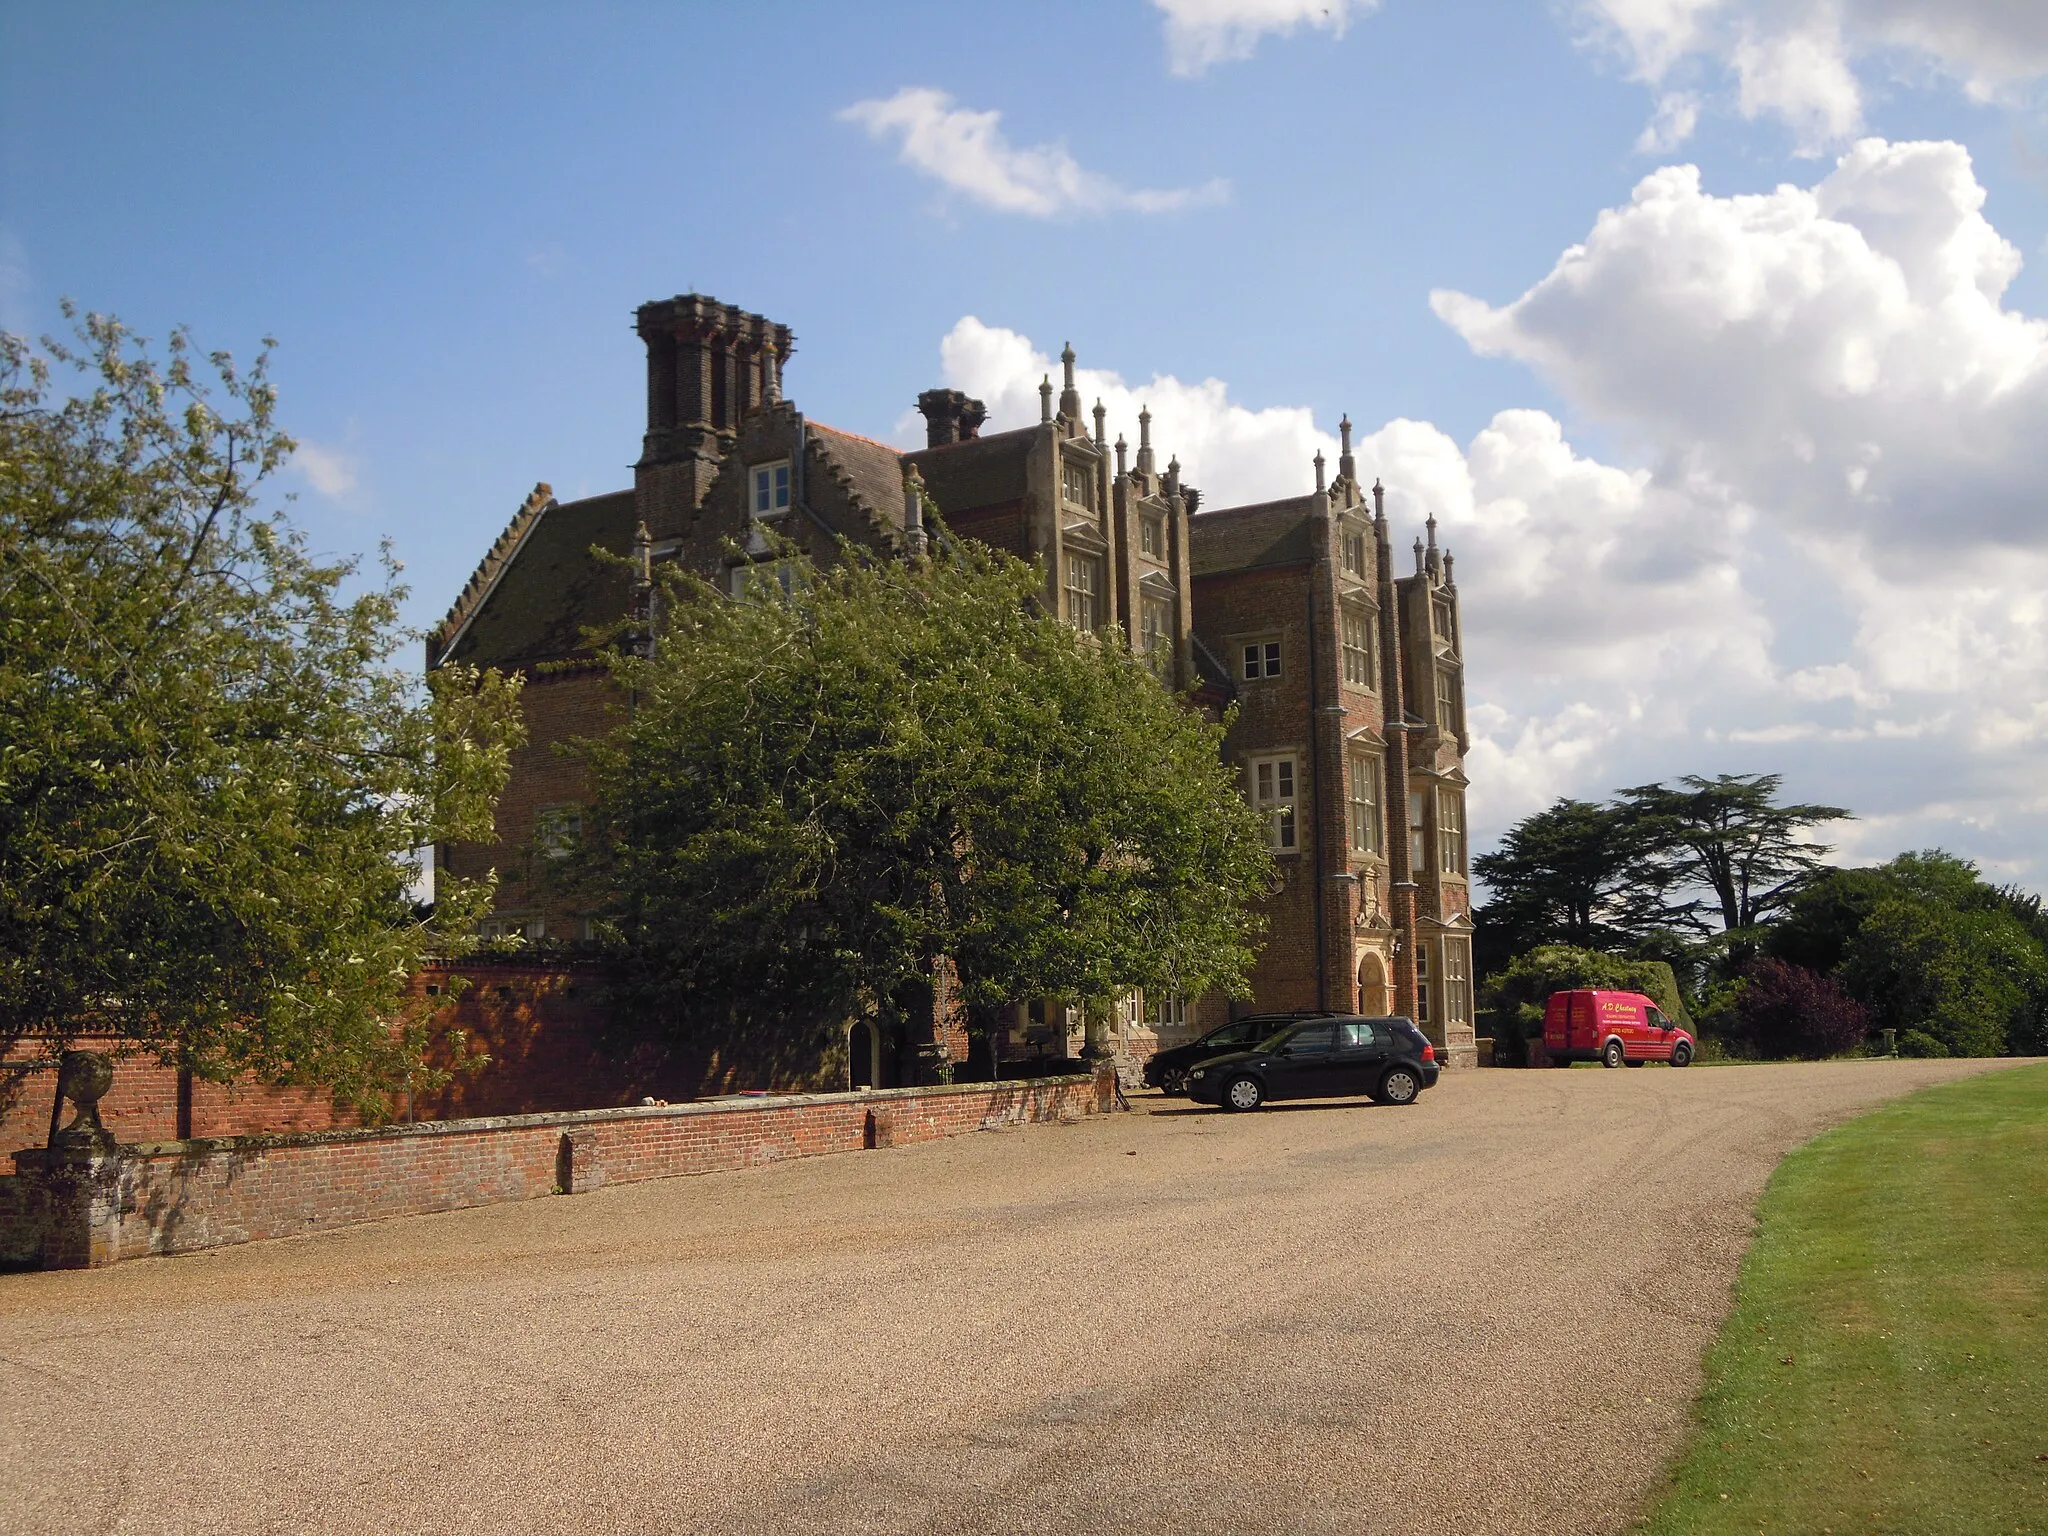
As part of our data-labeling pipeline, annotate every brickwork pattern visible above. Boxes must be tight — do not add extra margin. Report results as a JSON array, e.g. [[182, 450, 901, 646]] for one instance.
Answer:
[[6, 1074, 1106, 1266]]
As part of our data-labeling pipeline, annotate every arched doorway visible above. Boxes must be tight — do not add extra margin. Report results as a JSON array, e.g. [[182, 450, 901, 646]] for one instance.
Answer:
[[848, 1021, 877, 1089], [1358, 952, 1391, 1015]]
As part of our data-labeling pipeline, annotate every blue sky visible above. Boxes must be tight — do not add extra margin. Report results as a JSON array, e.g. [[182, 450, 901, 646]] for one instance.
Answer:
[[6, 1, 2048, 884]]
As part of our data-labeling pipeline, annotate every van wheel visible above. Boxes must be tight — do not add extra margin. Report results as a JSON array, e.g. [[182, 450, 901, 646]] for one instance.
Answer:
[[1671, 1042, 1693, 1068], [1376, 1066, 1422, 1105], [1602, 1039, 1626, 1069], [1222, 1075, 1264, 1112]]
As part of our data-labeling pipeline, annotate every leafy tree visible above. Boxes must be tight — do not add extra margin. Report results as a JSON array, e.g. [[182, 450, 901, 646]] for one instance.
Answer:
[[0, 310, 523, 1110], [1731, 958, 1868, 1060], [1471, 796, 1695, 961], [1762, 865, 1896, 974], [1839, 896, 2038, 1059], [1619, 773, 1850, 942], [565, 532, 1272, 1077]]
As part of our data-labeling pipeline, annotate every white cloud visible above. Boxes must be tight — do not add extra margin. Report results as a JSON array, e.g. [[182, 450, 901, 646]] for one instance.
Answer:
[[1635, 92, 1701, 152], [917, 316, 1330, 508], [1430, 139, 2048, 878], [838, 88, 1227, 218], [293, 440, 360, 501], [1578, 0, 2048, 151], [1151, 0, 1378, 76], [921, 144, 2048, 879]]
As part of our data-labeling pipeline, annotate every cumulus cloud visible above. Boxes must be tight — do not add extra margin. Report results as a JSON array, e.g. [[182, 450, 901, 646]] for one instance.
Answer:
[[1578, 0, 2048, 150], [915, 316, 1326, 507], [1431, 139, 2048, 878], [838, 88, 1227, 218], [1150, 0, 1378, 76], [919, 145, 2048, 879]]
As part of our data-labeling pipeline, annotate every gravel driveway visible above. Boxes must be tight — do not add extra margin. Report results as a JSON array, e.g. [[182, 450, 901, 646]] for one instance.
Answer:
[[0, 1056, 2020, 1535]]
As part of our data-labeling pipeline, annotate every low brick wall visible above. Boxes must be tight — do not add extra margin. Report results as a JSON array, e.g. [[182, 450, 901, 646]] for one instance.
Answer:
[[2, 1072, 1111, 1269]]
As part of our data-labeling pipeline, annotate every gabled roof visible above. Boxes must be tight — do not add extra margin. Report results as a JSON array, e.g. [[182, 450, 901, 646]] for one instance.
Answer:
[[905, 425, 1037, 514], [431, 482, 555, 664], [435, 489, 638, 670], [1188, 495, 1318, 577], [806, 421, 909, 543]]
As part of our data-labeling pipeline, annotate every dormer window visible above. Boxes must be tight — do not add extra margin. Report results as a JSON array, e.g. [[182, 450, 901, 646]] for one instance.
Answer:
[[752, 460, 792, 518], [1343, 528, 1368, 579], [1061, 458, 1093, 508], [1140, 515, 1165, 559]]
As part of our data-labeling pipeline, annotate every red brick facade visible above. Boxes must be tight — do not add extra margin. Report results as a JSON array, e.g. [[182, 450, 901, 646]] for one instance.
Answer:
[[428, 292, 1478, 1084]]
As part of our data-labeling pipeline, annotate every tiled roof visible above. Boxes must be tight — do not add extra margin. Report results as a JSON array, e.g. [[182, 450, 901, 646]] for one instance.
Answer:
[[431, 482, 555, 661], [436, 489, 638, 669], [906, 426, 1036, 515], [807, 421, 909, 537], [1188, 495, 1318, 577]]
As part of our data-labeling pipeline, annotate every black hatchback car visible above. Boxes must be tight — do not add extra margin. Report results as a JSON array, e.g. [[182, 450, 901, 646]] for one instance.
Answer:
[[1183, 1016, 1440, 1111], [1143, 1010, 1336, 1095]]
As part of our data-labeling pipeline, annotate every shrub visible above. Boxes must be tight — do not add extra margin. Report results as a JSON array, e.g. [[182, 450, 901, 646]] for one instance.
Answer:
[[1733, 958, 1869, 1060], [1898, 1029, 1949, 1058]]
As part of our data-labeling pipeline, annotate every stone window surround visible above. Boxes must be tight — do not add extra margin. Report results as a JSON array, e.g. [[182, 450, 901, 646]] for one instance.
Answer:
[[751, 458, 792, 518], [1235, 633, 1283, 683], [1247, 751, 1300, 854]]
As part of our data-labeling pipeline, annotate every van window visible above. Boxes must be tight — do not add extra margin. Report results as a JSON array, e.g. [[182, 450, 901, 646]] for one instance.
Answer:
[[1646, 1007, 1668, 1029]]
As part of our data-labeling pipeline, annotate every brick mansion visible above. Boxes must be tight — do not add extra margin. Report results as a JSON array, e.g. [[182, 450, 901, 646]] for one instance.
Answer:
[[431, 294, 1478, 1081]]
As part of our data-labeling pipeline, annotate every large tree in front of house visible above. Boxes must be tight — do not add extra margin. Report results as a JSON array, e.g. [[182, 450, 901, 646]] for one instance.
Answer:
[[564, 533, 1272, 1076], [0, 310, 524, 1112]]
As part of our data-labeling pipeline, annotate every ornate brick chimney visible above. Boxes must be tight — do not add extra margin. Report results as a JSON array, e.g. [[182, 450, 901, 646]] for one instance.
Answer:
[[916, 388, 987, 448], [634, 294, 793, 531]]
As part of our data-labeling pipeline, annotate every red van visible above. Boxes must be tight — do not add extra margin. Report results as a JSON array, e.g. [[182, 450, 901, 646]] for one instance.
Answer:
[[1543, 989, 1695, 1068]]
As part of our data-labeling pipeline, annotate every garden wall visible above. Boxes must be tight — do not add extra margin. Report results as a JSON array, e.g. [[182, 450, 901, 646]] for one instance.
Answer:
[[2, 1070, 1112, 1270]]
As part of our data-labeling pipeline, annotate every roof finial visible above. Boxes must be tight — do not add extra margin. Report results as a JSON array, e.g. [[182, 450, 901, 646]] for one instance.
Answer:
[[903, 464, 928, 561], [1426, 511, 1438, 551], [1115, 433, 1128, 479], [1165, 454, 1181, 495], [1039, 375, 1053, 424], [1092, 398, 1107, 447], [1058, 343, 1083, 431], [1061, 342, 1076, 390], [1413, 536, 1426, 575], [760, 338, 781, 405], [1338, 414, 1355, 483], [630, 519, 655, 656], [1137, 405, 1154, 475], [1372, 477, 1386, 524], [1313, 449, 1326, 494], [1443, 552, 1456, 589]]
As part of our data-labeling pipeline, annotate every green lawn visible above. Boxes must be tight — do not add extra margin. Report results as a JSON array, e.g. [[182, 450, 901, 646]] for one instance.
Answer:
[[1642, 1062, 2048, 1535]]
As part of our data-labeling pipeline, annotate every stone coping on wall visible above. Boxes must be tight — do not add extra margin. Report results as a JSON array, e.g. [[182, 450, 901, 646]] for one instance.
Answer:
[[3, 1071, 1111, 1269], [89, 1073, 1097, 1160]]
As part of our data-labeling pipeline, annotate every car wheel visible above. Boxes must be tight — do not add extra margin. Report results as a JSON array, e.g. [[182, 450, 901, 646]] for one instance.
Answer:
[[1222, 1075, 1263, 1112], [1160, 1068, 1186, 1095], [1602, 1039, 1626, 1069], [1671, 1041, 1693, 1068], [1377, 1066, 1422, 1105]]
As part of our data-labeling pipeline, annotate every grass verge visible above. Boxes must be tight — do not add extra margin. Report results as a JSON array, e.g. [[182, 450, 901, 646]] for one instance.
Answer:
[[1642, 1062, 2048, 1535]]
